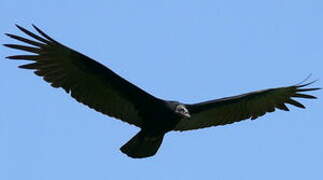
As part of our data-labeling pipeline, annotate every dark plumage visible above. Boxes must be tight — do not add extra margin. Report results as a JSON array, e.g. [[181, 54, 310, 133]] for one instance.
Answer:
[[4, 25, 320, 158]]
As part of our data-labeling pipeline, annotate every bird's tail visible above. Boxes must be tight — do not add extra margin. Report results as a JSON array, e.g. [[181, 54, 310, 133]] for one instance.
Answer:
[[120, 131, 164, 158]]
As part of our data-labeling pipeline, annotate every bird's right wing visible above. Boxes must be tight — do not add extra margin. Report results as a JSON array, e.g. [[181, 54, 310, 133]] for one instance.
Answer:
[[174, 81, 320, 131], [4, 25, 162, 127]]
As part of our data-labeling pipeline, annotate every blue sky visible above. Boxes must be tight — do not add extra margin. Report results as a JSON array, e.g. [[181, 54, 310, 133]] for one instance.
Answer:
[[1, 0, 322, 179]]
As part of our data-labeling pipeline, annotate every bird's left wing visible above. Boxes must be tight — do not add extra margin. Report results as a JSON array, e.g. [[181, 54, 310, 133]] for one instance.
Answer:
[[174, 82, 320, 131], [4, 25, 162, 127]]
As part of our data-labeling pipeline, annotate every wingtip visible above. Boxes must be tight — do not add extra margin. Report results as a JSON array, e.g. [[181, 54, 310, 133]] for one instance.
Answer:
[[15, 24, 23, 30], [292, 93, 318, 99], [296, 74, 312, 85], [15, 24, 39, 30], [14, 24, 29, 34], [31, 24, 38, 29], [295, 74, 320, 88], [294, 75, 321, 93], [32, 24, 42, 34], [32, 24, 39, 31], [3, 43, 11, 48], [30, 24, 55, 42], [298, 87, 321, 92], [4, 33, 16, 40], [297, 80, 319, 88]]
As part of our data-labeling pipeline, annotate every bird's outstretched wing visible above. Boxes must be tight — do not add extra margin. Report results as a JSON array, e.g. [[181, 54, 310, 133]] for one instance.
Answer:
[[4, 25, 161, 127], [174, 81, 320, 131]]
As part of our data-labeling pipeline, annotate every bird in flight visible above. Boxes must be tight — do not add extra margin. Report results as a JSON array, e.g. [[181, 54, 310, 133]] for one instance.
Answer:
[[4, 25, 320, 158]]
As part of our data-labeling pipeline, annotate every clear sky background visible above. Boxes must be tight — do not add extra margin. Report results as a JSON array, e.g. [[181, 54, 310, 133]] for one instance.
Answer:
[[1, 0, 322, 180]]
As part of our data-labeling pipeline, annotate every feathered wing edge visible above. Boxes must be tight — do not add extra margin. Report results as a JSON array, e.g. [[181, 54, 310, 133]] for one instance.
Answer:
[[4, 24, 162, 127], [174, 80, 320, 131]]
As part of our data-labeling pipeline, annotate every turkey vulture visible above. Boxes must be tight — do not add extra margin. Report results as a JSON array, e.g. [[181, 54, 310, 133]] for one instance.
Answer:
[[4, 25, 320, 158]]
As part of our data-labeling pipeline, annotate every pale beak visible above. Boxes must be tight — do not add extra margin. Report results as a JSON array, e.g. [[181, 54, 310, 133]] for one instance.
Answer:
[[184, 113, 191, 118]]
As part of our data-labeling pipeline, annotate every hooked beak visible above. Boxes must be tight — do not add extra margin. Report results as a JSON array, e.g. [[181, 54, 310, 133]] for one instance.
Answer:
[[183, 113, 191, 118]]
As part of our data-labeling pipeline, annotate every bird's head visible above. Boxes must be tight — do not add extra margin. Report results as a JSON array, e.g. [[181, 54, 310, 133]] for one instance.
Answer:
[[175, 104, 191, 118], [167, 101, 191, 118]]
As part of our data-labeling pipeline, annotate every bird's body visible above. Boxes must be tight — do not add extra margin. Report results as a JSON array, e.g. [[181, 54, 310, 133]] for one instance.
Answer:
[[130, 101, 179, 139], [120, 101, 184, 158], [4, 25, 320, 158]]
